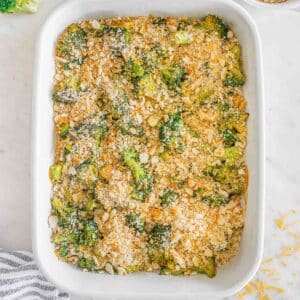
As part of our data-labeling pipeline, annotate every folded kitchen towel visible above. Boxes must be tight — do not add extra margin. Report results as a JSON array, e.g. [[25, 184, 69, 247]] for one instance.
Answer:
[[0, 249, 69, 300]]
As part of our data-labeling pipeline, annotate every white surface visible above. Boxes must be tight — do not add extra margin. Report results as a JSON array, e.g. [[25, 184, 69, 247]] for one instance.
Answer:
[[32, 0, 264, 298], [0, 0, 300, 299]]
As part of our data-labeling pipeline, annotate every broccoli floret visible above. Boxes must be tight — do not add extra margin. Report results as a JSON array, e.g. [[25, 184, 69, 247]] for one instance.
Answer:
[[161, 64, 186, 91], [63, 144, 72, 160], [75, 115, 109, 140], [120, 121, 144, 137], [82, 219, 99, 246], [124, 59, 145, 79], [219, 111, 249, 137], [99, 25, 131, 43], [159, 114, 184, 151], [85, 199, 99, 211], [51, 197, 78, 224], [202, 15, 228, 39], [223, 146, 243, 164], [203, 164, 246, 195], [52, 89, 79, 103], [61, 24, 87, 53], [149, 224, 171, 248], [0, 0, 40, 14], [160, 267, 185, 276], [57, 24, 87, 61], [125, 214, 145, 233], [52, 231, 80, 245], [224, 44, 245, 87], [152, 17, 167, 25], [76, 161, 98, 186], [49, 164, 63, 182], [131, 174, 154, 201], [222, 129, 237, 147], [122, 147, 153, 201], [59, 246, 69, 257], [177, 20, 188, 31], [76, 158, 92, 170], [223, 70, 245, 87], [151, 42, 169, 59], [78, 257, 95, 271], [160, 188, 179, 207], [202, 195, 230, 207], [59, 124, 69, 138], [138, 74, 157, 99], [68, 25, 87, 49], [174, 31, 190, 45], [193, 257, 216, 278], [218, 102, 231, 112], [123, 147, 146, 183], [52, 76, 81, 103]]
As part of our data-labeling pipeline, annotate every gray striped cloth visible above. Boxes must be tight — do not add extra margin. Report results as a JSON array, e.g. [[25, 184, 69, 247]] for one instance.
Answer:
[[0, 249, 69, 300]]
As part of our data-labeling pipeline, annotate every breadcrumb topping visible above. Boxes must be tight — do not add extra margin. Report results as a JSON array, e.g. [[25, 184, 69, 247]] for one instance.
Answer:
[[49, 15, 248, 277]]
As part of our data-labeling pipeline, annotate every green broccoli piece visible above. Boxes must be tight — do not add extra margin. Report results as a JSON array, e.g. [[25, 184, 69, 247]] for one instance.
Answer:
[[202, 195, 230, 207], [161, 64, 185, 91], [49, 164, 63, 182], [152, 17, 167, 25], [160, 188, 179, 207], [223, 146, 243, 164], [123, 147, 146, 183], [222, 129, 237, 147], [0, 0, 40, 14], [138, 74, 157, 99], [224, 44, 245, 87], [223, 70, 245, 87], [125, 214, 145, 233], [58, 24, 87, 59], [122, 148, 153, 201], [124, 59, 145, 79], [59, 246, 69, 257], [219, 111, 249, 138], [64, 144, 72, 159], [159, 114, 184, 151], [51, 198, 78, 224], [202, 15, 228, 39], [75, 115, 109, 140], [193, 257, 216, 278], [65, 24, 87, 50], [85, 199, 99, 211], [52, 231, 80, 245], [76, 161, 98, 186], [203, 164, 245, 195], [52, 89, 79, 103], [160, 267, 185, 276], [152, 42, 169, 59], [131, 174, 153, 201], [120, 121, 144, 137], [52, 76, 80, 103], [76, 158, 92, 170], [175, 31, 190, 45], [59, 124, 69, 138], [82, 219, 99, 246], [78, 257, 95, 271], [149, 224, 171, 248], [177, 20, 188, 31]]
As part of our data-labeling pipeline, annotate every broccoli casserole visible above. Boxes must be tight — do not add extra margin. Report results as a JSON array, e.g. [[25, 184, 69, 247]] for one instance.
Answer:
[[49, 15, 248, 278]]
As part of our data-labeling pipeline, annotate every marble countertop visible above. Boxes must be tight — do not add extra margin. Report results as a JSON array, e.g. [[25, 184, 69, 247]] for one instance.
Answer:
[[0, 1, 300, 299]]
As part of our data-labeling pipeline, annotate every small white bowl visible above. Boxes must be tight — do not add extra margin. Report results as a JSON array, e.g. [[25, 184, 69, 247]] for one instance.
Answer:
[[243, 0, 300, 9]]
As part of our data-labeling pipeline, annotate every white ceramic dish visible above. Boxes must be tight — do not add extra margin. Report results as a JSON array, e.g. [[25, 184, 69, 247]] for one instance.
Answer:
[[31, 0, 265, 298], [243, 0, 300, 9]]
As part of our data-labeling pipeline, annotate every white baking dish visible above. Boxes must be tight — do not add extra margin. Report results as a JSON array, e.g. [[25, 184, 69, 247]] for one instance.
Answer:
[[31, 0, 265, 298], [243, 0, 300, 9]]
